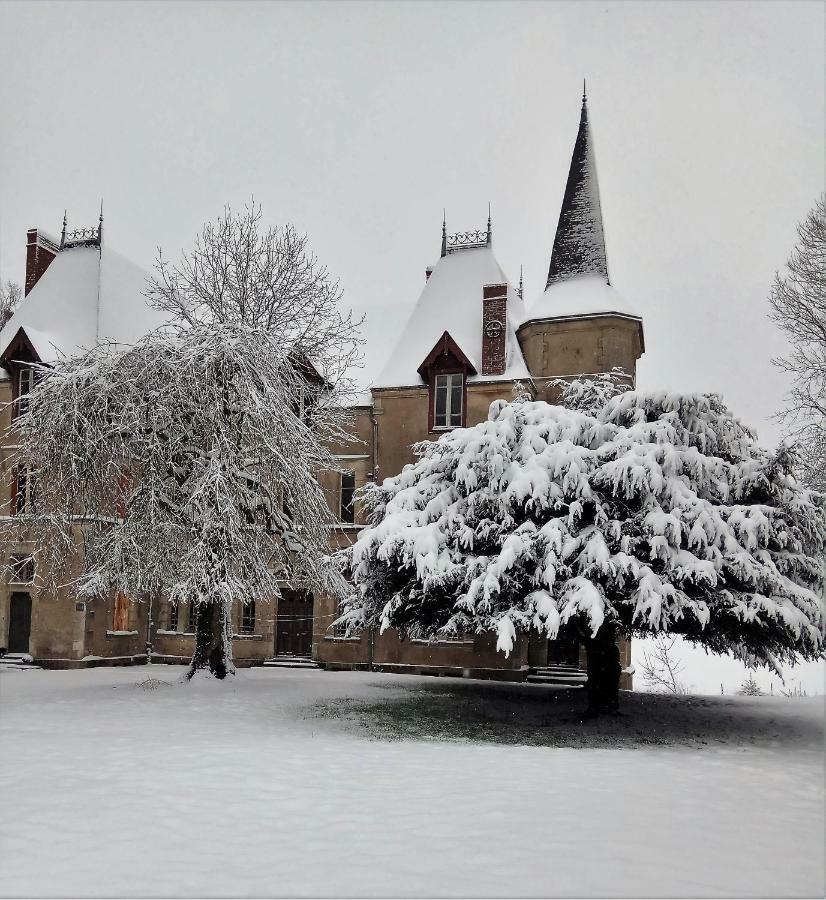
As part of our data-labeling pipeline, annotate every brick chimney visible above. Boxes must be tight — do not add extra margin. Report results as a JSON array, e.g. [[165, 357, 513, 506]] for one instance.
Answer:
[[25, 229, 59, 296], [481, 283, 508, 376]]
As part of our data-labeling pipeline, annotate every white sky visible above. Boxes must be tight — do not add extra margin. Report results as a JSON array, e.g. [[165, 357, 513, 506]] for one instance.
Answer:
[[1, 0, 824, 692]]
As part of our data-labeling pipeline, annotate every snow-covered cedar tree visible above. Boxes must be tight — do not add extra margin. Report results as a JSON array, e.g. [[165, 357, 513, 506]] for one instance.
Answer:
[[340, 380, 826, 714], [769, 195, 826, 490], [3, 203, 362, 679]]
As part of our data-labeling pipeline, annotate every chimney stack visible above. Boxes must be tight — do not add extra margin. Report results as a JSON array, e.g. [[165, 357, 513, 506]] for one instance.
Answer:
[[481, 283, 507, 376], [25, 228, 59, 296]]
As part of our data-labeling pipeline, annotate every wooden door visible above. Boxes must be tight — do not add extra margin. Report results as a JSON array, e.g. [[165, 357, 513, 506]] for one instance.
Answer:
[[547, 627, 580, 666], [275, 590, 314, 657], [8, 592, 32, 654]]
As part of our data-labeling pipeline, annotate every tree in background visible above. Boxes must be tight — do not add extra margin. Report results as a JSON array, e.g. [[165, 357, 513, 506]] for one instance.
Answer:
[[6, 204, 362, 678], [341, 378, 825, 715], [639, 636, 688, 695], [738, 673, 764, 696], [0, 280, 22, 329], [769, 195, 826, 489]]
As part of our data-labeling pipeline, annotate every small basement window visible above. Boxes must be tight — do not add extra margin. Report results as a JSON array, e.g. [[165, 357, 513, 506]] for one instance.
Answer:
[[434, 373, 464, 428]]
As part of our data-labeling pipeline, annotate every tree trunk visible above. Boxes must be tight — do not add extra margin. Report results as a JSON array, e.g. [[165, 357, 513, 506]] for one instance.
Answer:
[[188, 600, 235, 679], [583, 621, 621, 716]]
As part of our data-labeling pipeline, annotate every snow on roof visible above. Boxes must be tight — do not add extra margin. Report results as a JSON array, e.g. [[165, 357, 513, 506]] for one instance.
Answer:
[[374, 246, 530, 389], [0, 245, 168, 371], [525, 273, 641, 323]]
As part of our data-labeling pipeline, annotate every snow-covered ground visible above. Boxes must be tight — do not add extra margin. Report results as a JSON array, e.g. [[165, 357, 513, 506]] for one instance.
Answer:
[[0, 666, 823, 898]]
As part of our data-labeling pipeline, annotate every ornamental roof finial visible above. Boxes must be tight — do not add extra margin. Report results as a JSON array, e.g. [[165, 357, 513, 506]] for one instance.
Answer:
[[98, 199, 104, 246], [518, 264, 524, 299], [60, 210, 67, 249], [440, 209, 447, 258], [486, 202, 492, 246]]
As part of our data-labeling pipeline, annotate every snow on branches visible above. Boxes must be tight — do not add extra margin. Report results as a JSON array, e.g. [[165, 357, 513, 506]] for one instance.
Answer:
[[343, 386, 826, 674], [4, 203, 360, 677]]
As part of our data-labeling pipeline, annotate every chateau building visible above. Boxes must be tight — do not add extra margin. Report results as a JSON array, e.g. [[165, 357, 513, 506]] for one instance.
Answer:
[[0, 91, 643, 683]]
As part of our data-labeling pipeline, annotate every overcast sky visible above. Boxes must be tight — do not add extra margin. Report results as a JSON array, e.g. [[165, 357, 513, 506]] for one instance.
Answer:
[[1, 0, 824, 691]]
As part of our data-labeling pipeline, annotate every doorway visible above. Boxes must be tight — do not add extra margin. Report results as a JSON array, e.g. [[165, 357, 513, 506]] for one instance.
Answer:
[[275, 589, 314, 657], [8, 592, 32, 654], [547, 626, 580, 667]]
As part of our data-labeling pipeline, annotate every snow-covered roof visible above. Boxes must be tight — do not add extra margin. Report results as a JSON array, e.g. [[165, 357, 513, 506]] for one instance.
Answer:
[[374, 245, 530, 389], [546, 92, 608, 288], [0, 245, 167, 374], [525, 274, 641, 323]]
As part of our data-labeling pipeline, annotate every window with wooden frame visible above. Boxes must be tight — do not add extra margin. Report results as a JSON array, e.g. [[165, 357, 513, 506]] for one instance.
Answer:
[[187, 603, 199, 633], [433, 373, 464, 429], [14, 366, 34, 419], [417, 332, 475, 433], [240, 600, 256, 635], [11, 466, 37, 515], [8, 553, 34, 584], [113, 592, 130, 631], [330, 599, 353, 638], [340, 471, 356, 524], [168, 602, 179, 632]]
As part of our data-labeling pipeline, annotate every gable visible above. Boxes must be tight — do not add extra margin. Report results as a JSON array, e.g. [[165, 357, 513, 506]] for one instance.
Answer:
[[416, 331, 477, 380]]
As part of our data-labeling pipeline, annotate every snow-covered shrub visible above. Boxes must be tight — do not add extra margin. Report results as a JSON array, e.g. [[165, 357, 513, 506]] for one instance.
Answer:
[[342, 390, 826, 693]]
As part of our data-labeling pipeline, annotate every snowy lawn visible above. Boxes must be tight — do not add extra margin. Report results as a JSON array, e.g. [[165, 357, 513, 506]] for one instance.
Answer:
[[0, 666, 823, 898]]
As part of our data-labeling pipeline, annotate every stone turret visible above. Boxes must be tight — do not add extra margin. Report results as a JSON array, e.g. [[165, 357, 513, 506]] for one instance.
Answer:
[[517, 86, 644, 399]]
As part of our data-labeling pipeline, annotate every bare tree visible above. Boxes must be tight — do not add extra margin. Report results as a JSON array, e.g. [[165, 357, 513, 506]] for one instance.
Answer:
[[4, 203, 363, 679], [769, 195, 826, 487], [0, 280, 22, 329], [639, 636, 689, 695]]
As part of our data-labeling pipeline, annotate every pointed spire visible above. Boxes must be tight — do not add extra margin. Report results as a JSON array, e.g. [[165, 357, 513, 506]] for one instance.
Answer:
[[440, 210, 447, 258], [486, 202, 492, 246], [98, 199, 104, 246], [546, 84, 609, 288], [60, 210, 67, 249], [518, 265, 524, 299]]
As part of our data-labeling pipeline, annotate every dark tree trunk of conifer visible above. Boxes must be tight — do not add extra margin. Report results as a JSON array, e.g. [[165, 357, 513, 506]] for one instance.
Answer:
[[188, 600, 233, 679], [583, 621, 621, 716]]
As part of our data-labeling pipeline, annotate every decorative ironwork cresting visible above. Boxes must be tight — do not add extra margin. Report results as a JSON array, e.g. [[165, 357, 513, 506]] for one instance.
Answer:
[[59, 203, 103, 250], [440, 210, 493, 258]]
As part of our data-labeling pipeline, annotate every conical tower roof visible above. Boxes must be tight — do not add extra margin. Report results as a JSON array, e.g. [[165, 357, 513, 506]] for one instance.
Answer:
[[546, 85, 609, 287]]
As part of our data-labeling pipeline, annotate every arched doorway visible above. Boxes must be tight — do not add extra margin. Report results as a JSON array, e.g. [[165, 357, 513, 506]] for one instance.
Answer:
[[8, 592, 32, 654], [275, 589, 314, 657]]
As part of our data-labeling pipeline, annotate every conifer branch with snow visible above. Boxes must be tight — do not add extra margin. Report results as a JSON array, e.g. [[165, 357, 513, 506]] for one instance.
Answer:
[[341, 377, 826, 713]]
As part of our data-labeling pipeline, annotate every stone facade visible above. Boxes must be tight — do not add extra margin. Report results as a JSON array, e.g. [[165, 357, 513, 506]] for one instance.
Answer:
[[1, 94, 645, 691]]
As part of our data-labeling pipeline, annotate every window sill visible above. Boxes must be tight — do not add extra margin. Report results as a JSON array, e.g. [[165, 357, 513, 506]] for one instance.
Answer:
[[324, 635, 362, 643], [106, 630, 139, 637], [233, 634, 264, 641], [410, 638, 475, 645], [328, 523, 365, 531]]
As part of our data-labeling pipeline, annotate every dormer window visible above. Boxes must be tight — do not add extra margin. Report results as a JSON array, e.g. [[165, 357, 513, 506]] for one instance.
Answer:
[[434, 373, 464, 428], [417, 332, 476, 433]]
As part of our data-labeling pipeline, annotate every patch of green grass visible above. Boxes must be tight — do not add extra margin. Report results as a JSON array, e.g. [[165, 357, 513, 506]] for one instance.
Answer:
[[305, 678, 824, 750]]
